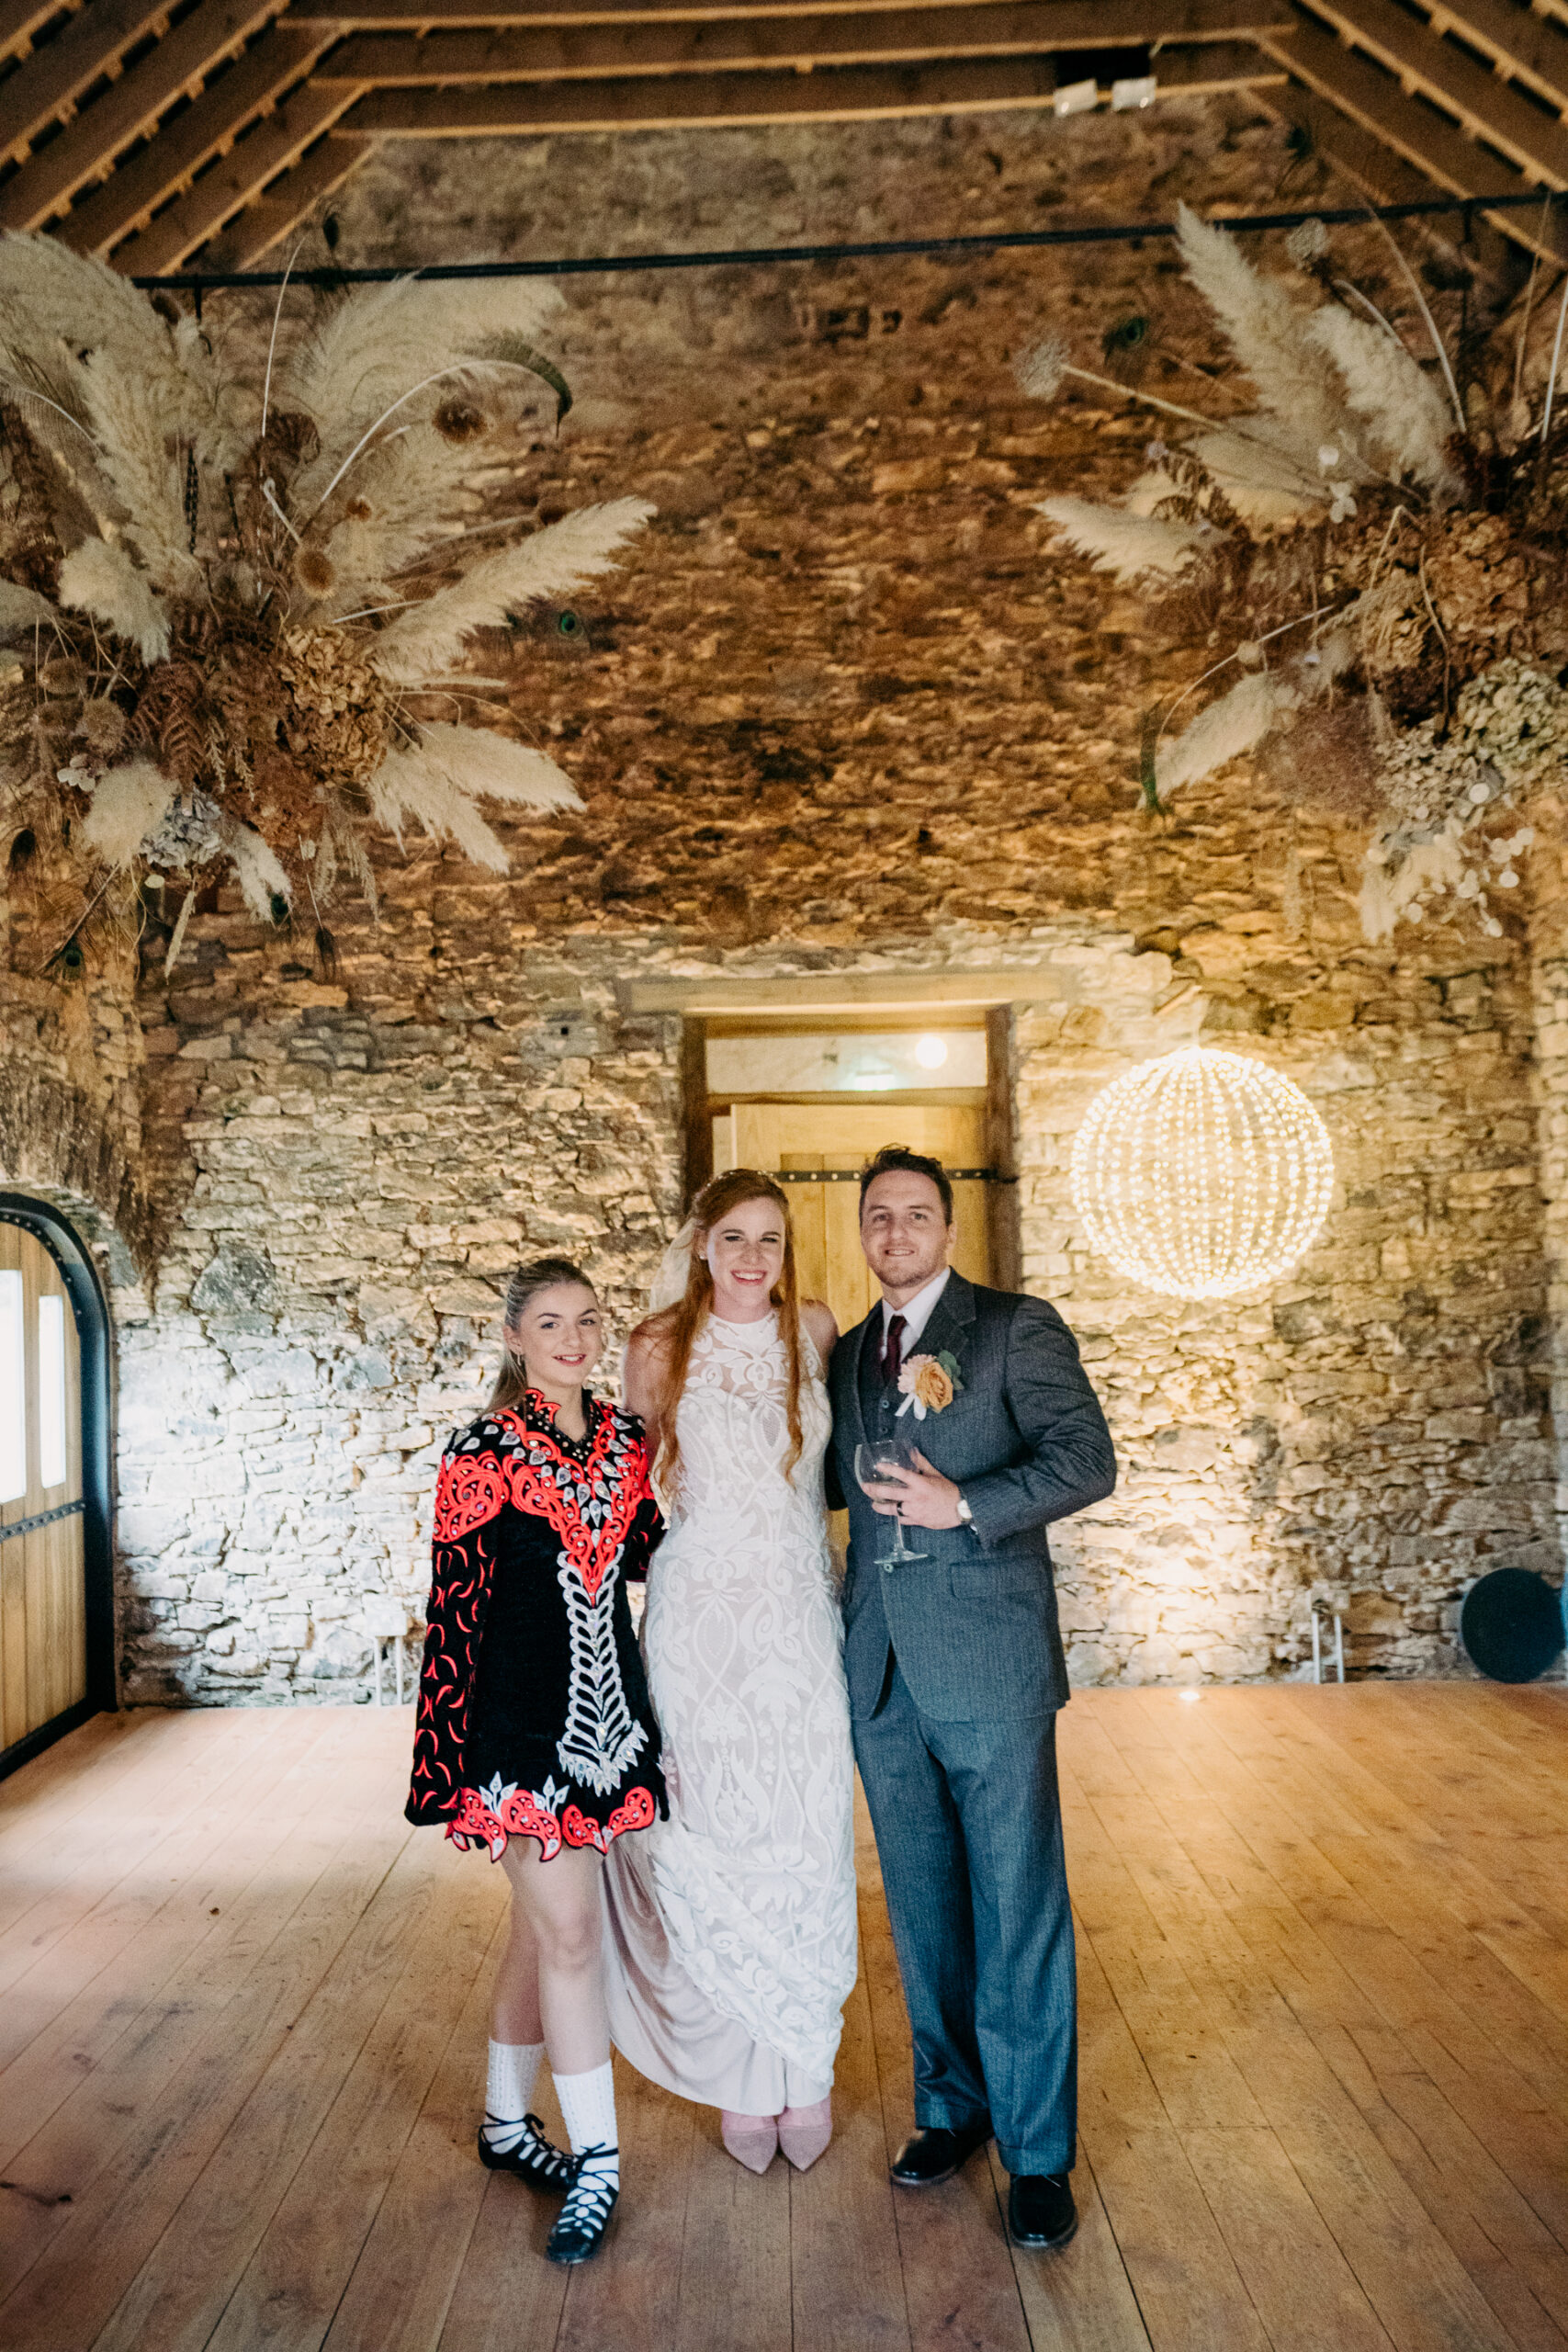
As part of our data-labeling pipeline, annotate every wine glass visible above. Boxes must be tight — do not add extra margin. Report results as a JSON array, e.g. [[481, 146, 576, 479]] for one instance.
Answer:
[[855, 1440, 929, 1571]]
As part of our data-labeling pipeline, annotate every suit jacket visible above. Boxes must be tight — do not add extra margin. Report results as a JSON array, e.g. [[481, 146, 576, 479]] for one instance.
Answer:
[[829, 1272, 1116, 1723]]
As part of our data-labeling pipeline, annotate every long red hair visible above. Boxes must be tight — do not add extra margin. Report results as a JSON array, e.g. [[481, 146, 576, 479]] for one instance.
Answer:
[[636, 1169, 806, 1499]]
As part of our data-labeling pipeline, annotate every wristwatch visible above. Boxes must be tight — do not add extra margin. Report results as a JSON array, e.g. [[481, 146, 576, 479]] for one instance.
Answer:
[[955, 1494, 973, 1527]]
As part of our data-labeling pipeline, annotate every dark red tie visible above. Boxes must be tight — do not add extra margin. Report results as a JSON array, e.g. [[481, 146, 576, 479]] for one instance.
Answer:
[[882, 1313, 907, 1385]]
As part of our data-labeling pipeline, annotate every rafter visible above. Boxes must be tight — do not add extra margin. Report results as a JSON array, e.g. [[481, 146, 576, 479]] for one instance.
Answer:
[[312, 0, 1288, 81], [107, 76, 363, 268], [0, 0, 77, 68], [1424, 0, 1568, 116], [57, 21, 334, 253], [3, 0, 174, 163], [340, 39, 1279, 128], [193, 126, 373, 263], [1258, 17, 1568, 262], [0, 0, 280, 229], [287, 0, 1235, 21], [1258, 77, 1522, 279], [1295, 0, 1568, 189]]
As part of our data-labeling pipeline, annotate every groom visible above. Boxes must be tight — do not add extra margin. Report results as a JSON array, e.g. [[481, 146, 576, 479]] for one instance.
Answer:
[[829, 1145, 1115, 2250]]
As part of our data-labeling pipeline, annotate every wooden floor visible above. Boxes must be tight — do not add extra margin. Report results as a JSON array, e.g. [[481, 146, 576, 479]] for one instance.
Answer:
[[3, 1688, 1568, 2352]]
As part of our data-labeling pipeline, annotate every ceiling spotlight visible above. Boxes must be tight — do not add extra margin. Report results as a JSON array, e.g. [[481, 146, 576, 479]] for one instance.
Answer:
[[1053, 77, 1099, 116], [914, 1034, 949, 1070], [1111, 74, 1157, 109]]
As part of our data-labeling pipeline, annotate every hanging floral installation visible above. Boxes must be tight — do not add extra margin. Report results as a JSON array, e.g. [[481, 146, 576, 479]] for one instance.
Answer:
[[1021, 205, 1568, 941], [0, 232, 652, 970]]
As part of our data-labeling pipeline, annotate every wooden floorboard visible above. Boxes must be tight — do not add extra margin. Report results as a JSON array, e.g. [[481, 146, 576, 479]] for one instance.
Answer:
[[1, 1689, 1566, 2351]]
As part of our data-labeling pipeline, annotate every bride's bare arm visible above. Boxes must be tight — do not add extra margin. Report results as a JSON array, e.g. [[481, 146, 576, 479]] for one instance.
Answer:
[[623, 1324, 670, 1460], [801, 1300, 839, 1360]]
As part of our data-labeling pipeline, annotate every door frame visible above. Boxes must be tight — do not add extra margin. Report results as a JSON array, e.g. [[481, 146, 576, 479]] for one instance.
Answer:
[[0, 1193, 115, 1779]]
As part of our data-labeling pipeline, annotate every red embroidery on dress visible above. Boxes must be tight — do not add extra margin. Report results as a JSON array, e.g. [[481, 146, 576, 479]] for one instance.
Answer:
[[605, 1785, 656, 1840], [498, 1419, 645, 1605], [501, 1784, 563, 1860], [446, 1778, 654, 1860], [433, 1453, 505, 1543], [562, 1803, 605, 1852]]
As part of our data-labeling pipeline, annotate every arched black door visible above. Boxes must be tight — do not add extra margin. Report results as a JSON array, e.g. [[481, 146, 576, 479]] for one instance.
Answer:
[[0, 1195, 114, 1776]]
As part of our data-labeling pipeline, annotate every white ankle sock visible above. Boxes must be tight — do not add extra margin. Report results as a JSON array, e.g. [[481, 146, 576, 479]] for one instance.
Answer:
[[482, 2040, 544, 2151], [554, 2061, 619, 2189]]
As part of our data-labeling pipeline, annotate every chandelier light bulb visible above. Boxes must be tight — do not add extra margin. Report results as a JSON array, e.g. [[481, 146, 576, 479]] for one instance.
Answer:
[[1070, 1046, 1334, 1299]]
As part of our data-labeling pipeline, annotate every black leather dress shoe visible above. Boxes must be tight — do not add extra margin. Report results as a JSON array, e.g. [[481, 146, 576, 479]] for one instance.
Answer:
[[1008, 2171, 1077, 2249], [889, 2120, 993, 2188]]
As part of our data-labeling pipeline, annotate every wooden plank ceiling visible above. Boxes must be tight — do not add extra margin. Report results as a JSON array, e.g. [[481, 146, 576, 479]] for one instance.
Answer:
[[2, 0, 1567, 276]]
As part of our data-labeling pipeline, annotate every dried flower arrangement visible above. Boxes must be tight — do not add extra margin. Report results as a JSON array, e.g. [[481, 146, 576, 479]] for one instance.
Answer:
[[0, 233, 653, 970], [1021, 205, 1568, 940]]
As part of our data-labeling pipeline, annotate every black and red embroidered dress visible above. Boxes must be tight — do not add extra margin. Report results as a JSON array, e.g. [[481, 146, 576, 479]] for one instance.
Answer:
[[405, 1390, 665, 1860]]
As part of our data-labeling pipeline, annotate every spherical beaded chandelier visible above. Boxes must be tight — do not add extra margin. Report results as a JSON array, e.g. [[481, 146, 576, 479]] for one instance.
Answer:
[[1070, 1046, 1334, 1299]]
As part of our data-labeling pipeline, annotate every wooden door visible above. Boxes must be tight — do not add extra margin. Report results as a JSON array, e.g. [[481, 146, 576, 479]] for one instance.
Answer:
[[722, 1102, 990, 1332], [0, 1222, 86, 1753]]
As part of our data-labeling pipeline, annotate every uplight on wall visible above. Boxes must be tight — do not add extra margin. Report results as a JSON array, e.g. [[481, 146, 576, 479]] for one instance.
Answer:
[[1070, 1046, 1333, 1299]]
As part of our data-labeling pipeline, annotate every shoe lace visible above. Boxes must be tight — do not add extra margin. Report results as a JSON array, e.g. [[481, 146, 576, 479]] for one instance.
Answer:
[[560, 2143, 618, 2226]]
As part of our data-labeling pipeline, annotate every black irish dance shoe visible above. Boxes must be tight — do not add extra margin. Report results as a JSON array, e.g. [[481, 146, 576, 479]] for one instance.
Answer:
[[1008, 2172, 1077, 2250], [477, 2112, 576, 2193], [545, 2146, 619, 2265], [889, 2119, 993, 2188]]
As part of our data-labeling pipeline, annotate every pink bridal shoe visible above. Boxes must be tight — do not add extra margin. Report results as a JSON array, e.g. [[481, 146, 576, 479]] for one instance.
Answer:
[[778, 2098, 833, 2171], [721, 2111, 779, 2173]]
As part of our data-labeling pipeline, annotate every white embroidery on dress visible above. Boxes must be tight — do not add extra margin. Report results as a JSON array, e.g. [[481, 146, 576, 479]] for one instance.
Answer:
[[556, 1552, 648, 1796], [638, 1313, 858, 2083]]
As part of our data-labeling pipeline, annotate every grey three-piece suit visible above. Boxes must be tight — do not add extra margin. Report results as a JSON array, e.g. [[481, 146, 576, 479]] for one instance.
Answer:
[[829, 1271, 1116, 2177]]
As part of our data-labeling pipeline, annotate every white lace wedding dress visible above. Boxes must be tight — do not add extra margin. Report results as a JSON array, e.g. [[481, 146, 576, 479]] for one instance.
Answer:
[[602, 1310, 858, 2112]]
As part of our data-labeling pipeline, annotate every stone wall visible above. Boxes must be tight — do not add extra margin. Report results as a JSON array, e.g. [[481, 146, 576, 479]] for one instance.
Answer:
[[6, 93, 1561, 1700]]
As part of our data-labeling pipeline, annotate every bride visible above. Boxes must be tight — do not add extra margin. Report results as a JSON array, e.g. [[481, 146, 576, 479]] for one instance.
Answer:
[[601, 1169, 858, 2174]]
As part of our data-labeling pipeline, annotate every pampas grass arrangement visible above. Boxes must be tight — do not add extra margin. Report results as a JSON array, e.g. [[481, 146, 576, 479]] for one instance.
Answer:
[[1021, 203, 1568, 939], [0, 232, 654, 962]]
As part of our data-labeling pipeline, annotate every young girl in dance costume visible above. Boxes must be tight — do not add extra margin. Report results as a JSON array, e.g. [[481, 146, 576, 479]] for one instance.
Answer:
[[407, 1257, 664, 2263]]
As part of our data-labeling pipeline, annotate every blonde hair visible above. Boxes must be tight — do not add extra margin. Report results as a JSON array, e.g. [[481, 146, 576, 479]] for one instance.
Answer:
[[636, 1170, 805, 1498]]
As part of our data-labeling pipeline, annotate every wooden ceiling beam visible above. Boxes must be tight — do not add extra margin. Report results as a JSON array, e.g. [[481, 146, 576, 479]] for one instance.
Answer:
[[107, 76, 363, 267], [1257, 77, 1520, 277], [0, 0, 280, 228], [193, 125, 373, 261], [286, 0, 1221, 26], [56, 20, 333, 250], [339, 37, 1280, 128], [0, 0, 77, 68], [1257, 18, 1568, 260], [1294, 0, 1568, 187], [1423, 0, 1568, 117], [3, 0, 174, 163], [314, 0, 1292, 83]]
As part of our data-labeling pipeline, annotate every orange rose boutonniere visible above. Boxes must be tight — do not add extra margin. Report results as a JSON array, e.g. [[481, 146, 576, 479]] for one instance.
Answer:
[[896, 1351, 964, 1421]]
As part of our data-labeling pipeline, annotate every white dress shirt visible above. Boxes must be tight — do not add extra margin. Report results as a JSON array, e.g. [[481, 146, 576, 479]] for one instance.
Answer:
[[879, 1265, 952, 1351]]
